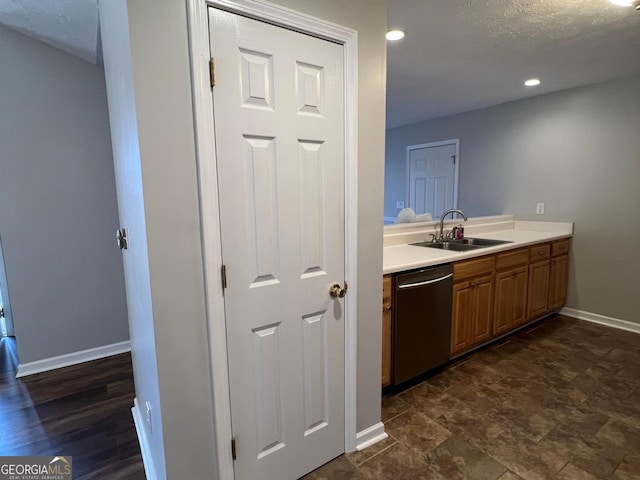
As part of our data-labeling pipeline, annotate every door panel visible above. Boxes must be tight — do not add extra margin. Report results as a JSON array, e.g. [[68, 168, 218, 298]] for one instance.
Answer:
[[512, 266, 529, 326], [493, 271, 514, 335], [451, 282, 471, 354], [527, 260, 550, 320], [209, 8, 345, 480], [549, 255, 569, 310], [472, 276, 493, 344]]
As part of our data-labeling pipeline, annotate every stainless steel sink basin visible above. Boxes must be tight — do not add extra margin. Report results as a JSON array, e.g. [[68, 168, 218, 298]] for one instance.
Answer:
[[410, 237, 513, 251], [411, 241, 483, 252], [452, 237, 513, 247]]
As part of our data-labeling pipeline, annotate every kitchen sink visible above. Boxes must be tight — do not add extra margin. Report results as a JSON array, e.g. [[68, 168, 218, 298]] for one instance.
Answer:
[[411, 241, 483, 251], [451, 237, 513, 247], [410, 237, 513, 251]]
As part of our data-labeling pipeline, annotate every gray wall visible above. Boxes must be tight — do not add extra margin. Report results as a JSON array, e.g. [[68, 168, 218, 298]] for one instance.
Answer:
[[100, 0, 386, 477], [386, 74, 640, 324], [0, 25, 129, 364], [99, 2, 167, 478], [100, 1, 217, 478]]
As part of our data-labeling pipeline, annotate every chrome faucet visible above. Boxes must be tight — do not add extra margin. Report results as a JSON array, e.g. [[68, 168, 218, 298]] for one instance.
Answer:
[[438, 209, 468, 241]]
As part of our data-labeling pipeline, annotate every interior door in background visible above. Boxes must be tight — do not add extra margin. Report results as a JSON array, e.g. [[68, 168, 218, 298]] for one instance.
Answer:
[[406, 141, 458, 219], [209, 8, 346, 480]]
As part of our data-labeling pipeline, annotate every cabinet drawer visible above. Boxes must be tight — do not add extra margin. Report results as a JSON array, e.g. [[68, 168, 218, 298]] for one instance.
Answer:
[[552, 239, 570, 257], [529, 243, 550, 261], [496, 248, 528, 271], [382, 274, 392, 307], [454, 256, 495, 281]]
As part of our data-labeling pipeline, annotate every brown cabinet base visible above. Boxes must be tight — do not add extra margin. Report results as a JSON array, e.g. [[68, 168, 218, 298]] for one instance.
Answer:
[[381, 238, 571, 385]]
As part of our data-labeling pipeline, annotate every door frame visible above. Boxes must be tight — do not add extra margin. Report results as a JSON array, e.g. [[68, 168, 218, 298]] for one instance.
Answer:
[[187, 1, 359, 479], [0, 235, 14, 337], [405, 139, 460, 216]]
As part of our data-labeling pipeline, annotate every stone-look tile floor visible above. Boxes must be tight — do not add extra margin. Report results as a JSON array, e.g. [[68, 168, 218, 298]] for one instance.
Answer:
[[302, 315, 640, 480]]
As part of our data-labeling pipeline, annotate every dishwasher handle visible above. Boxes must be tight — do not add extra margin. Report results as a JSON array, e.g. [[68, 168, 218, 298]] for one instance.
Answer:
[[397, 273, 453, 290]]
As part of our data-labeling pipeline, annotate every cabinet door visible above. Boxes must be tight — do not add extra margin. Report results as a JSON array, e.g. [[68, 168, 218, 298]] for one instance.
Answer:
[[512, 265, 529, 327], [381, 275, 392, 387], [451, 281, 472, 355], [494, 266, 528, 335], [472, 275, 494, 345], [548, 255, 569, 310], [493, 270, 515, 335], [527, 259, 550, 320], [381, 304, 391, 387]]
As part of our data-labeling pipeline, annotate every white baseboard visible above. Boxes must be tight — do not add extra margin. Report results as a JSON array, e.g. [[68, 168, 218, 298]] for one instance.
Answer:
[[355, 422, 388, 451], [561, 307, 640, 334], [133, 398, 157, 480], [16, 340, 131, 378]]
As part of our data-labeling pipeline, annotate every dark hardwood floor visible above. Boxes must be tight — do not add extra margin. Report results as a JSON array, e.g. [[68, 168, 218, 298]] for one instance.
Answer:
[[0, 337, 145, 479]]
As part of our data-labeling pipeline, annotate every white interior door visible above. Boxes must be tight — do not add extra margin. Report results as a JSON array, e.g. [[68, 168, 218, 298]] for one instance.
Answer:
[[407, 142, 458, 219], [209, 8, 346, 480]]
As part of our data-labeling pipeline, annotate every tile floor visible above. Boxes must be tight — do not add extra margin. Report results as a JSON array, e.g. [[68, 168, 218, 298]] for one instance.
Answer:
[[303, 315, 640, 480]]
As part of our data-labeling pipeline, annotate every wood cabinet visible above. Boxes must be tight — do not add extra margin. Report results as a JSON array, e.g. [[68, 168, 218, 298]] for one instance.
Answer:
[[383, 237, 571, 376], [381, 275, 392, 387], [548, 240, 570, 310], [527, 239, 570, 319], [527, 243, 551, 320], [493, 248, 529, 335], [451, 257, 494, 355]]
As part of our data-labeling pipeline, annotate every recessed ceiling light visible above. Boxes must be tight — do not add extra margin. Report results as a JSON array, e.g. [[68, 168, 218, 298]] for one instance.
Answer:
[[524, 78, 541, 87], [609, 0, 640, 8], [386, 30, 406, 41]]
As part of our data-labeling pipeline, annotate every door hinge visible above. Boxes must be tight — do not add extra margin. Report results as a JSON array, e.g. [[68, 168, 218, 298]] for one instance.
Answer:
[[221, 264, 227, 289], [0, 307, 4, 319], [231, 437, 237, 461], [209, 58, 216, 88], [116, 227, 128, 250], [451, 155, 456, 165]]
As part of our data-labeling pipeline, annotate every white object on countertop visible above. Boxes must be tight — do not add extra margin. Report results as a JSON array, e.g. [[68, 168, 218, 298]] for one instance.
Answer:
[[396, 208, 432, 224], [396, 208, 416, 223]]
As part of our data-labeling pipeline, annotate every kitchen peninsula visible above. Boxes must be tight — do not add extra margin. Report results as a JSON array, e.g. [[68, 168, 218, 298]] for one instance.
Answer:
[[382, 215, 573, 388]]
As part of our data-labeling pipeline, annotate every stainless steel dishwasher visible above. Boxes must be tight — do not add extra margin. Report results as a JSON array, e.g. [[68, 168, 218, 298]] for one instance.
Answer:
[[393, 264, 453, 385]]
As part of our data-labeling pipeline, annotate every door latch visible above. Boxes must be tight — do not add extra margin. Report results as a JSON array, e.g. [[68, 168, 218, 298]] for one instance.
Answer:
[[116, 227, 128, 250]]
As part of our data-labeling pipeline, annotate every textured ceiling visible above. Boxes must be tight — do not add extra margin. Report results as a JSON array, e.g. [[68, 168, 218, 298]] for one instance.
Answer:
[[387, 0, 640, 128], [1, 0, 639, 114], [0, 0, 98, 63]]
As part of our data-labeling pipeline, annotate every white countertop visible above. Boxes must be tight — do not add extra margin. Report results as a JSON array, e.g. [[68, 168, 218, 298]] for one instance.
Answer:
[[383, 216, 573, 275]]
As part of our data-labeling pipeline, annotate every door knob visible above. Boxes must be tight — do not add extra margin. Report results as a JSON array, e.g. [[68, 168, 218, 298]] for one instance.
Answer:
[[329, 282, 348, 299]]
